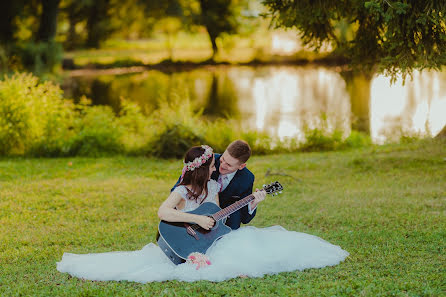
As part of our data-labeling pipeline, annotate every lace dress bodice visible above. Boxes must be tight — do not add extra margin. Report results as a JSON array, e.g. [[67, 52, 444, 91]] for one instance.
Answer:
[[172, 179, 220, 212]]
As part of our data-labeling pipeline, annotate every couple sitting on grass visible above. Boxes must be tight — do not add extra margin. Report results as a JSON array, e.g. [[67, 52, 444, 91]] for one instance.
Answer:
[[57, 140, 349, 282]]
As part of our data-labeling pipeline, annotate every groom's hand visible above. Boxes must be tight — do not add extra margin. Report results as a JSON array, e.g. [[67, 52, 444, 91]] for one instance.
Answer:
[[250, 189, 266, 209]]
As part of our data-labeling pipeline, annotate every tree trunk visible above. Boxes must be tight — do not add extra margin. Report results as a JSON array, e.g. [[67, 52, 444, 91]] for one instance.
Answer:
[[86, 0, 109, 48], [37, 0, 61, 42], [341, 70, 374, 135], [204, 73, 219, 115], [203, 26, 218, 60], [208, 32, 218, 60], [0, 1, 22, 44], [166, 33, 173, 61], [435, 124, 446, 139], [65, 10, 77, 50]]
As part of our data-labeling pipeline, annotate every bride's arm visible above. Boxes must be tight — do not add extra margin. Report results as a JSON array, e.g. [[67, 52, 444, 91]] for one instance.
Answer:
[[215, 194, 220, 207], [158, 192, 215, 230]]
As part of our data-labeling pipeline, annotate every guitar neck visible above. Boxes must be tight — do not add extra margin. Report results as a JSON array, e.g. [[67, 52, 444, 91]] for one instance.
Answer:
[[212, 194, 255, 221]]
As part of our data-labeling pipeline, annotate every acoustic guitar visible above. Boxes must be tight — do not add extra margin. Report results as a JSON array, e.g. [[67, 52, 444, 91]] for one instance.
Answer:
[[158, 181, 283, 265]]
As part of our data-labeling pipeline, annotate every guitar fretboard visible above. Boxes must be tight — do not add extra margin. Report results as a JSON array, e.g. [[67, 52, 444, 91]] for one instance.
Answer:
[[211, 194, 255, 221]]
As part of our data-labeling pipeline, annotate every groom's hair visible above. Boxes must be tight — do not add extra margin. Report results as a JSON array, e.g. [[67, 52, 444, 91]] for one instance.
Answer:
[[227, 140, 251, 164]]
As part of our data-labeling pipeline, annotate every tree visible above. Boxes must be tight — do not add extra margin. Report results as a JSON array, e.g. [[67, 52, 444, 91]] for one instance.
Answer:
[[262, 0, 446, 79], [0, 1, 24, 45], [37, 0, 61, 42], [197, 0, 239, 59], [263, 0, 446, 136], [85, 0, 113, 48]]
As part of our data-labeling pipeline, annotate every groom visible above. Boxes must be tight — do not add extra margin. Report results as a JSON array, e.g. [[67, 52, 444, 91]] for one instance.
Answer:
[[172, 140, 266, 229]]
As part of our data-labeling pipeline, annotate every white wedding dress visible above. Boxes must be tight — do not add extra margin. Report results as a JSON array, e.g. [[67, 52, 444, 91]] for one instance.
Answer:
[[57, 180, 349, 282]]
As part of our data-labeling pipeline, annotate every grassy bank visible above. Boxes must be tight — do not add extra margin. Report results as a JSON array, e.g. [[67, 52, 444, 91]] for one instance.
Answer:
[[0, 139, 445, 296], [64, 33, 332, 70], [0, 73, 371, 158]]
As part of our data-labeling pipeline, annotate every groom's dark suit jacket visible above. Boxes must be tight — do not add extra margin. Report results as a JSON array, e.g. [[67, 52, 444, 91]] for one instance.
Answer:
[[171, 153, 256, 230]]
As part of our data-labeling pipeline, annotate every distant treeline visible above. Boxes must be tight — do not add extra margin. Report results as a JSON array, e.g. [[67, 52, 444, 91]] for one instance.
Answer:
[[0, 0, 266, 74]]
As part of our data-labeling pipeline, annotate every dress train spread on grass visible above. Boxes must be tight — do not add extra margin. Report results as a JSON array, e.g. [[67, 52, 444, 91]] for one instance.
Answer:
[[57, 225, 349, 282], [57, 181, 349, 282]]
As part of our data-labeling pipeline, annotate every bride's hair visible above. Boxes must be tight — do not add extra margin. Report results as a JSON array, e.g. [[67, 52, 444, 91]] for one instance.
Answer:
[[179, 146, 213, 201]]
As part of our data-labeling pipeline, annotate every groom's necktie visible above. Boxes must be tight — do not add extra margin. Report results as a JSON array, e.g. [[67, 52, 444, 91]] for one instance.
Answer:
[[217, 175, 228, 192]]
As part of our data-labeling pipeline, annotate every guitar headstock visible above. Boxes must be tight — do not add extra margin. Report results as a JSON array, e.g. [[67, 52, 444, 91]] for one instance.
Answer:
[[262, 181, 283, 196]]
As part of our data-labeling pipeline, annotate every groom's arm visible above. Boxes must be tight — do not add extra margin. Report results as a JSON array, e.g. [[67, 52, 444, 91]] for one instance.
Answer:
[[240, 179, 257, 224], [170, 176, 181, 192]]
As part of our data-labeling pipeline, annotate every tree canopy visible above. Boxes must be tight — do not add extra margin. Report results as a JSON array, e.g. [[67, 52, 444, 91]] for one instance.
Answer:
[[262, 0, 446, 79]]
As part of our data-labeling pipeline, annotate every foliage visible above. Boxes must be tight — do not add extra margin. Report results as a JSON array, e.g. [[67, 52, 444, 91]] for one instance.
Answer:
[[0, 139, 445, 296], [0, 74, 123, 157], [203, 119, 237, 153], [344, 130, 372, 148], [300, 127, 345, 152], [69, 100, 124, 156], [263, 0, 446, 80], [148, 99, 205, 158], [0, 73, 419, 158], [196, 0, 240, 58], [0, 73, 72, 155], [14, 41, 63, 74], [117, 99, 155, 155]]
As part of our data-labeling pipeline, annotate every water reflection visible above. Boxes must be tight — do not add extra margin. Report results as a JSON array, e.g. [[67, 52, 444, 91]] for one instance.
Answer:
[[370, 70, 446, 142], [63, 66, 446, 142]]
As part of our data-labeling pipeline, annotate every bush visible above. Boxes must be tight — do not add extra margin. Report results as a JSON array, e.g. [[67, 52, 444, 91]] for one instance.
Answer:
[[69, 101, 124, 157], [0, 73, 74, 156], [0, 73, 376, 158], [300, 128, 344, 152], [344, 130, 372, 148], [28, 100, 77, 157], [148, 99, 205, 158], [15, 41, 63, 75], [150, 123, 205, 158], [117, 99, 155, 155], [203, 119, 237, 153]]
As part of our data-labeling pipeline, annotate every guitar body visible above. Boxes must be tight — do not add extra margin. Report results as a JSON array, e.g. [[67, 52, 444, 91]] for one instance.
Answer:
[[158, 202, 232, 265]]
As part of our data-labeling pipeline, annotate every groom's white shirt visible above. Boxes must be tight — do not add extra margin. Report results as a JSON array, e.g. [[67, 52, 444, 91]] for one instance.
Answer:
[[219, 171, 256, 215]]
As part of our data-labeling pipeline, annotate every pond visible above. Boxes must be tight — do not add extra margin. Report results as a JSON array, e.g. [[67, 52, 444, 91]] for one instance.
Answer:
[[62, 65, 446, 143]]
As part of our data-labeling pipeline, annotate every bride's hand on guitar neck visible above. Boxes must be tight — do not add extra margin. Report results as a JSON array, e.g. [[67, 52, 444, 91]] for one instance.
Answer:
[[196, 215, 215, 230]]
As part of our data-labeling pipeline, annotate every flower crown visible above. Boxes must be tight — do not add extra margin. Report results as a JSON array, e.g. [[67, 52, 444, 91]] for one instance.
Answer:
[[181, 145, 213, 177]]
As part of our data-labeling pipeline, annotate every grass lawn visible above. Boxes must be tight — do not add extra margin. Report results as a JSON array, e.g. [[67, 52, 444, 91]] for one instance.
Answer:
[[64, 33, 325, 68], [65, 33, 267, 67], [0, 140, 445, 296]]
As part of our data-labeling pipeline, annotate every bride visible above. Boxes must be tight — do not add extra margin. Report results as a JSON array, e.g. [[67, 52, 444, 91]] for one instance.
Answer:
[[57, 145, 349, 282]]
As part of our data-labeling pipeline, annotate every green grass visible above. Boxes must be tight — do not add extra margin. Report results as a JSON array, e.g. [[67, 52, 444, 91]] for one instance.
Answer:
[[64, 32, 327, 68], [1, 139, 445, 296], [65, 33, 261, 66]]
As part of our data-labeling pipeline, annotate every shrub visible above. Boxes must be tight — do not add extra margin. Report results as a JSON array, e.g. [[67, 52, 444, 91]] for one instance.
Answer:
[[242, 131, 275, 155], [146, 99, 205, 158], [150, 123, 205, 158], [15, 41, 63, 75], [300, 128, 344, 152], [203, 119, 237, 153], [0, 73, 73, 155], [0, 73, 376, 158], [69, 101, 124, 156], [117, 99, 155, 155], [28, 99, 77, 157], [344, 130, 372, 148]]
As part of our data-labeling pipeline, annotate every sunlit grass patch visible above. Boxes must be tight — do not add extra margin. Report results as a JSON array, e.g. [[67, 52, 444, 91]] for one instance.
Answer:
[[0, 139, 444, 296]]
